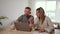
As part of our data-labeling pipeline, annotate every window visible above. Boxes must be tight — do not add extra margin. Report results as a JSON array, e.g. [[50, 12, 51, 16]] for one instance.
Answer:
[[35, 1, 56, 22]]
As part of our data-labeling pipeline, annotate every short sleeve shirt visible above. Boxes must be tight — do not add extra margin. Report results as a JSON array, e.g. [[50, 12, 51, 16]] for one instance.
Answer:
[[18, 14, 33, 23]]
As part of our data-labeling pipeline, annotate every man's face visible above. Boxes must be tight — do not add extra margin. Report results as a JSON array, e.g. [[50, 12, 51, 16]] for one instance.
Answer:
[[24, 9, 31, 15]]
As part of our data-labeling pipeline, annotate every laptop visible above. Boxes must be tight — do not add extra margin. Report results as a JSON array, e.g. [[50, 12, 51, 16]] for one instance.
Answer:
[[14, 23, 32, 32]]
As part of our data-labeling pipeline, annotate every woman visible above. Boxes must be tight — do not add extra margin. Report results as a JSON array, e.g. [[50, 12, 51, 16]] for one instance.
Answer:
[[34, 7, 54, 33]]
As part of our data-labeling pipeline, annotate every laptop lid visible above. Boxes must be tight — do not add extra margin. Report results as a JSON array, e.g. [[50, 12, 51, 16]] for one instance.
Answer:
[[14, 23, 32, 32]]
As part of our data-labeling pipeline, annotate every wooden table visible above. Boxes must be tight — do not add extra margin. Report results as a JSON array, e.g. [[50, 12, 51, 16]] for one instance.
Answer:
[[0, 28, 55, 34], [0, 30, 52, 34], [0, 29, 54, 34], [0, 30, 53, 34], [0, 30, 33, 34]]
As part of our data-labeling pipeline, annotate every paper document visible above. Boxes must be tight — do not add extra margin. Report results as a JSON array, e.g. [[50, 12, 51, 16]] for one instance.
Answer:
[[33, 31, 49, 34]]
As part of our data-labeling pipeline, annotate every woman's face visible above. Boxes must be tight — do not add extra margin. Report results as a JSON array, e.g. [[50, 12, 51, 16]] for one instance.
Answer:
[[36, 10, 44, 18], [36, 10, 40, 17]]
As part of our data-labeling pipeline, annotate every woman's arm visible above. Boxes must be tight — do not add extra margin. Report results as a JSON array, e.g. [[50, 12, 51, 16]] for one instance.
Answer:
[[45, 17, 54, 33]]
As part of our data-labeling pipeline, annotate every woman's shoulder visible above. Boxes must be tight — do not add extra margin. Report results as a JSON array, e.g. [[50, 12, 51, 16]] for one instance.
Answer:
[[45, 16, 51, 20], [34, 16, 39, 24]]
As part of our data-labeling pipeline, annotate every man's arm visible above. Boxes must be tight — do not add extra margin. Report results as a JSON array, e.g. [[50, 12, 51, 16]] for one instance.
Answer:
[[16, 15, 23, 23], [11, 15, 23, 30], [29, 16, 34, 30], [29, 17, 34, 24]]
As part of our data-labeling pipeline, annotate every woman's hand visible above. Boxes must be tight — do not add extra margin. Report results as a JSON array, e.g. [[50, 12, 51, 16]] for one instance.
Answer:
[[39, 29, 45, 32]]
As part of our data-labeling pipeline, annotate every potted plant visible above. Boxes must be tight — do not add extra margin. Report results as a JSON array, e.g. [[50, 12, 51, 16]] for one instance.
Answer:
[[0, 16, 8, 31], [0, 16, 8, 25]]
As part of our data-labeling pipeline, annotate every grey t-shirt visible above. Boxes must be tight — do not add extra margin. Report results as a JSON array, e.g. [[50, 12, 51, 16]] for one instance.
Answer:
[[18, 14, 33, 23]]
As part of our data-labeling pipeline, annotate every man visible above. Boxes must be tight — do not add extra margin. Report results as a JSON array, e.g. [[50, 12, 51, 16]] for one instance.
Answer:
[[15, 7, 34, 31]]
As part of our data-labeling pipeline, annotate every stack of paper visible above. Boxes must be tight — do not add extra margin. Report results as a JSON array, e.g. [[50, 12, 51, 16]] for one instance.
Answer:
[[33, 31, 49, 34]]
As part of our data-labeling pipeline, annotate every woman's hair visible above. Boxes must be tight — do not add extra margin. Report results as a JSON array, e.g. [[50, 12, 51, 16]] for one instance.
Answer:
[[36, 7, 45, 14], [36, 7, 45, 24]]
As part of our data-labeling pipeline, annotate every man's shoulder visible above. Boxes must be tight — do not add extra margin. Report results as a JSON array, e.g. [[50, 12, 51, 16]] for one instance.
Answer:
[[29, 15, 33, 17], [19, 14, 34, 18], [20, 14, 25, 17]]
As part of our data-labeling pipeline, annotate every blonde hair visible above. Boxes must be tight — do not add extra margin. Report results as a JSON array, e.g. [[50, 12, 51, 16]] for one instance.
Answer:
[[36, 7, 45, 24]]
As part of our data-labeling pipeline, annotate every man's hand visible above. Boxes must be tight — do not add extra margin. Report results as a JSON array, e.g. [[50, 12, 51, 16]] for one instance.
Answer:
[[29, 23, 33, 28], [39, 29, 45, 32], [15, 20, 22, 24], [29, 17, 34, 24]]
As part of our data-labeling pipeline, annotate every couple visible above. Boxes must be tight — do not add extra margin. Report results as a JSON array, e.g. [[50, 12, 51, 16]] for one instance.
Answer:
[[15, 7, 54, 33]]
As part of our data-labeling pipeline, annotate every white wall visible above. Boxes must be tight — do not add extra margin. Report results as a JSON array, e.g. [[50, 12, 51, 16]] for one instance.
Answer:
[[0, 0, 60, 26], [56, 1, 60, 22], [0, 0, 28, 26]]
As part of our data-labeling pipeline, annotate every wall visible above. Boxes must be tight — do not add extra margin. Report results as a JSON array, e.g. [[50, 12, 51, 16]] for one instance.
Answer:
[[56, 1, 60, 22], [0, 0, 28, 26], [28, 0, 60, 23], [0, 0, 60, 26]]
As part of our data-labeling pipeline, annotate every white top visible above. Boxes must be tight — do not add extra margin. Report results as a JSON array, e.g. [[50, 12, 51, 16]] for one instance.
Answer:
[[34, 16, 54, 32]]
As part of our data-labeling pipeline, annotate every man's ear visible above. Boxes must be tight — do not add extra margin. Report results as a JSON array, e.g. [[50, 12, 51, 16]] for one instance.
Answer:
[[30, 12, 31, 14]]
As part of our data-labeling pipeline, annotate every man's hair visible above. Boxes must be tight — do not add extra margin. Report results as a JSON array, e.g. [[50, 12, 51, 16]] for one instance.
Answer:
[[25, 7, 31, 11]]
